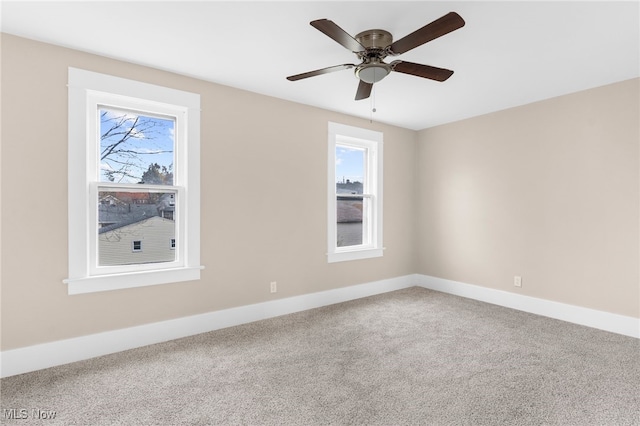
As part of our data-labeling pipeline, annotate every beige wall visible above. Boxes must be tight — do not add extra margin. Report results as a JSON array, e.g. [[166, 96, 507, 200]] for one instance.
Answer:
[[416, 78, 640, 317], [1, 33, 638, 352], [0, 34, 417, 350]]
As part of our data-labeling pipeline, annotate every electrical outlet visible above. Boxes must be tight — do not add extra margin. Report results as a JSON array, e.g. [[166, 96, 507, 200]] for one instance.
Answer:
[[270, 281, 277, 293], [514, 276, 522, 287]]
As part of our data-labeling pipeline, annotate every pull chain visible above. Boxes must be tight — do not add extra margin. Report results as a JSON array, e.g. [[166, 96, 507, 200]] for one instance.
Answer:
[[370, 84, 377, 123]]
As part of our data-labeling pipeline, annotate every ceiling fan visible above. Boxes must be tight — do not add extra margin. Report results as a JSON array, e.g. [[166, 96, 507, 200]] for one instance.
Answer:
[[286, 12, 465, 100]]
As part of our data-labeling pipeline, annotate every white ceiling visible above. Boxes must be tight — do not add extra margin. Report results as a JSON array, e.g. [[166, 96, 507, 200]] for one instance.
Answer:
[[2, 1, 638, 130]]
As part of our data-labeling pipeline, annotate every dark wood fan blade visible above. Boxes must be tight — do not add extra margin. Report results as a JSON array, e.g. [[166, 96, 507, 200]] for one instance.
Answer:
[[311, 19, 366, 52], [287, 64, 355, 81], [392, 61, 454, 81], [389, 12, 465, 55], [355, 80, 373, 100]]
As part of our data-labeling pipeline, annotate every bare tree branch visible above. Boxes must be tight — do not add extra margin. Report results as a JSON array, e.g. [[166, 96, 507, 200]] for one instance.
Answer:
[[99, 110, 174, 183]]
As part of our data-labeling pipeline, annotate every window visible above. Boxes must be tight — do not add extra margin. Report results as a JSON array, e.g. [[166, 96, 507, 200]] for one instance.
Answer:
[[327, 122, 383, 263], [66, 68, 202, 294]]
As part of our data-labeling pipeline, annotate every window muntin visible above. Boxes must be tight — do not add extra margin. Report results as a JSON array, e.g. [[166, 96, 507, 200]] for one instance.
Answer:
[[66, 68, 202, 294], [328, 122, 383, 263]]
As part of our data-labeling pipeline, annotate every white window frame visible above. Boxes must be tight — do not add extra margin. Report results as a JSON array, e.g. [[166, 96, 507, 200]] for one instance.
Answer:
[[132, 240, 143, 252], [327, 122, 383, 263], [65, 68, 202, 294]]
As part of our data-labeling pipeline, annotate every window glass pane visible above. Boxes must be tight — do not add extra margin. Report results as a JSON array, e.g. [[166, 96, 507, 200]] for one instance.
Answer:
[[336, 145, 365, 247], [99, 108, 175, 185], [337, 197, 363, 247], [335, 145, 364, 194], [98, 191, 176, 266]]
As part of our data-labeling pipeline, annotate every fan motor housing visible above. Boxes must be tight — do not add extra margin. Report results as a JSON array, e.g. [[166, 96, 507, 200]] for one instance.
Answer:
[[354, 30, 393, 83], [355, 29, 393, 50]]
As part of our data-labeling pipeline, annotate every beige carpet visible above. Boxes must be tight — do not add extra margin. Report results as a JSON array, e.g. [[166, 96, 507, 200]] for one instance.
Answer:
[[1, 287, 639, 425]]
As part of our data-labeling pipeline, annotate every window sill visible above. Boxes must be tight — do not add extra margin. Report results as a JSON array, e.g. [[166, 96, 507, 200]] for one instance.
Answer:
[[64, 266, 204, 295], [327, 247, 384, 263]]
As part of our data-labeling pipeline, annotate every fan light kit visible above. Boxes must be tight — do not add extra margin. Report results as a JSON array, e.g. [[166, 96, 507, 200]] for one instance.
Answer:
[[356, 62, 390, 84], [287, 12, 465, 100]]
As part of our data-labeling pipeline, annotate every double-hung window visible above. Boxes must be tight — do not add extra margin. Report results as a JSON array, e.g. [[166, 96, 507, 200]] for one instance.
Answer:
[[66, 68, 202, 294], [327, 122, 383, 263]]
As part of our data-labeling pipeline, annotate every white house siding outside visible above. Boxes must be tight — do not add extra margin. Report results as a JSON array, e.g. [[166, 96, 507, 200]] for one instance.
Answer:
[[98, 216, 175, 266]]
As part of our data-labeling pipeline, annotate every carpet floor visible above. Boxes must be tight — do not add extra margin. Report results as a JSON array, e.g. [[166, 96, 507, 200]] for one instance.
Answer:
[[1, 287, 638, 425]]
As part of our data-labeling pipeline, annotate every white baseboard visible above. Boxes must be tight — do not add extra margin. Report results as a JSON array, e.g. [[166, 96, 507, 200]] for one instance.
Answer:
[[3, 274, 636, 378], [415, 274, 640, 339], [0, 275, 414, 378]]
